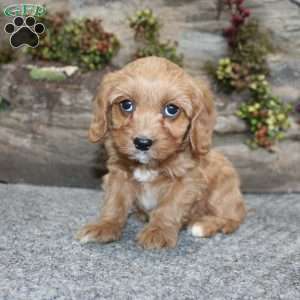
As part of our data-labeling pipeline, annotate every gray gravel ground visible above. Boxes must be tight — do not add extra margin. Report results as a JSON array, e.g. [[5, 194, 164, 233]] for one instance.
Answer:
[[0, 184, 299, 300]]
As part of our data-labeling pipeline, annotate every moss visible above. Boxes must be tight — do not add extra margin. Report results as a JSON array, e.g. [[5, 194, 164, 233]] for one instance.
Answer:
[[30, 67, 67, 81]]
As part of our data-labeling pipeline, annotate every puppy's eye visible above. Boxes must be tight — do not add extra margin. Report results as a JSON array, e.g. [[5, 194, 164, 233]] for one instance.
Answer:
[[120, 99, 134, 113], [163, 104, 180, 118]]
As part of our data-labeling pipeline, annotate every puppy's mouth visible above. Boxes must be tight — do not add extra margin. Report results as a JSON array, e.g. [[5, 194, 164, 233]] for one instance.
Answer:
[[130, 150, 152, 164]]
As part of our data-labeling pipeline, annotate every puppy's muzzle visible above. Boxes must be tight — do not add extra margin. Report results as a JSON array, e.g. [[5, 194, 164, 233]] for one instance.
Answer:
[[134, 137, 153, 151]]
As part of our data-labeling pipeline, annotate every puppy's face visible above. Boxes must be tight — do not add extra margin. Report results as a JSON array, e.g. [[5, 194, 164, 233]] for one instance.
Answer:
[[89, 57, 216, 164], [109, 68, 194, 163]]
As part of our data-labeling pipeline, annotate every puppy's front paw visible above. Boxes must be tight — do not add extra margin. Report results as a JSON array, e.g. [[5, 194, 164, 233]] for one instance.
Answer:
[[137, 225, 177, 249], [75, 222, 121, 244]]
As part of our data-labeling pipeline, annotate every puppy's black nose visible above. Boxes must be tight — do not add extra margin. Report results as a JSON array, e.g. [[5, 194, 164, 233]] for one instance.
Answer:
[[134, 137, 153, 151]]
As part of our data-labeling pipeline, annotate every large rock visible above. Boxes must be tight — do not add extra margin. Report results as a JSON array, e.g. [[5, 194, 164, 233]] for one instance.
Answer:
[[0, 63, 108, 188]]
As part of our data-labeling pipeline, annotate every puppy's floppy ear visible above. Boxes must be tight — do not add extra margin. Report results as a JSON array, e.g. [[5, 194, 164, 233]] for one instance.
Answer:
[[189, 80, 216, 156], [89, 73, 115, 143]]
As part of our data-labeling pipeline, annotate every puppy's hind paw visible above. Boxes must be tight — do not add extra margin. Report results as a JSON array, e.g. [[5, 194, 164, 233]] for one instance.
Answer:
[[188, 224, 207, 237], [188, 222, 220, 238], [75, 222, 122, 244]]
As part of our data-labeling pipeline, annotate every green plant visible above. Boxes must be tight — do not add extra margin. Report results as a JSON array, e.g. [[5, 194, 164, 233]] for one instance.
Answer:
[[237, 75, 291, 149], [222, 0, 251, 48], [207, 1, 291, 149], [231, 20, 273, 75], [212, 0, 274, 92], [216, 58, 251, 92], [214, 19, 273, 93], [27, 12, 120, 70], [0, 96, 10, 111], [129, 9, 183, 66], [129, 8, 160, 42], [134, 41, 183, 66]]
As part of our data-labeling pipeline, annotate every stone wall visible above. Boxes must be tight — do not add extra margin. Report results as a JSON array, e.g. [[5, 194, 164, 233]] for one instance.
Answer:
[[65, 0, 300, 73]]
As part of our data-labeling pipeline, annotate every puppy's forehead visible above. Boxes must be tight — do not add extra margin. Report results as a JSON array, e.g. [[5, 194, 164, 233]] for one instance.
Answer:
[[116, 58, 195, 104], [124, 56, 182, 75]]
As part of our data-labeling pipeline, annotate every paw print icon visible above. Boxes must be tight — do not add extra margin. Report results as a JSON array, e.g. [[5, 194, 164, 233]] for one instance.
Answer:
[[4, 16, 45, 48]]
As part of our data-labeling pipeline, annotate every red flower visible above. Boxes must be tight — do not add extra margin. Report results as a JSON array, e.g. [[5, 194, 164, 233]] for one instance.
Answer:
[[223, 26, 236, 36], [242, 9, 251, 18], [231, 15, 244, 26]]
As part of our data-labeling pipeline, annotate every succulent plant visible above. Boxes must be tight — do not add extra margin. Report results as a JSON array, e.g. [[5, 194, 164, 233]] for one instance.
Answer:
[[221, 0, 273, 77], [237, 75, 291, 149], [223, 0, 251, 48], [129, 8, 160, 42], [216, 58, 252, 92], [231, 20, 273, 76], [210, 1, 291, 149], [27, 12, 120, 70], [134, 41, 183, 66], [129, 9, 183, 66]]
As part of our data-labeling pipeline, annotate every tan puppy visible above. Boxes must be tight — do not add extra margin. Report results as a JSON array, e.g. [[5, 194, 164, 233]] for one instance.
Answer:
[[76, 56, 246, 249]]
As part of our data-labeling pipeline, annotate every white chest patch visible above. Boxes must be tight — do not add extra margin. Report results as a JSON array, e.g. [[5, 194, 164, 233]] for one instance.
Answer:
[[138, 185, 158, 211], [133, 168, 158, 183], [133, 168, 159, 211]]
